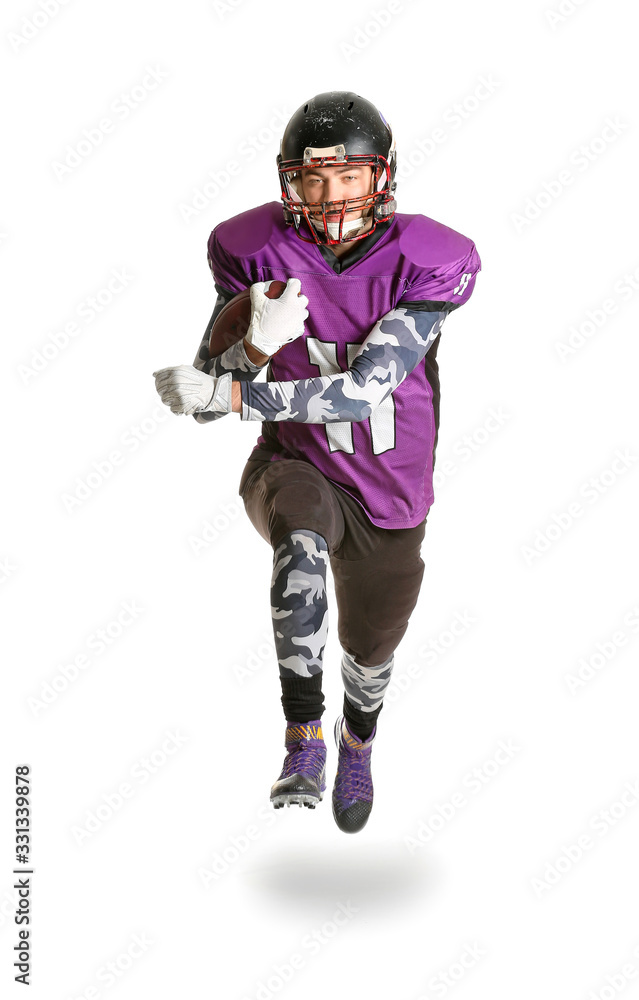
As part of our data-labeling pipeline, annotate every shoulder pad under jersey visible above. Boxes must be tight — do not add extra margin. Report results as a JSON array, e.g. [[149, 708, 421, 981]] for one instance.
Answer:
[[398, 212, 476, 269], [212, 201, 281, 259]]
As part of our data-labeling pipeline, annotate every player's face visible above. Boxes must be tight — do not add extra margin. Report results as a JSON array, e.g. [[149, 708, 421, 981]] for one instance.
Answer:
[[299, 164, 374, 223]]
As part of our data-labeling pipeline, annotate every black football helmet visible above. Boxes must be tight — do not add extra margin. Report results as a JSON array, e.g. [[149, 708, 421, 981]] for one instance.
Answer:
[[277, 91, 397, 246]]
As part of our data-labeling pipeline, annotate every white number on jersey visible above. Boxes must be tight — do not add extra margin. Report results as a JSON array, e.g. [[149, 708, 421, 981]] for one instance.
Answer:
[[453, 272, 471, 296], [306, 337, 397, 455]]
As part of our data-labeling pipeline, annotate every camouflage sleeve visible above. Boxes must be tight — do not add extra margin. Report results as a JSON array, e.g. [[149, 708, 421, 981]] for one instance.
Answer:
[[239, 307, 446, 423], [191, 290, 265, 425]]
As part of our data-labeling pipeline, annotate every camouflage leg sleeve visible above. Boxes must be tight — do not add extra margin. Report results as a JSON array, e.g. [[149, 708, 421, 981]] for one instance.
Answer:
[[271, 529, 330, 679], [340, 650, 395, 713]]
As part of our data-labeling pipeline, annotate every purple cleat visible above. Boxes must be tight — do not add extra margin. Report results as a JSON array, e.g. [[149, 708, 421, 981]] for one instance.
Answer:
[[270, 721, 326, 809], [332, 715, 376, 833]]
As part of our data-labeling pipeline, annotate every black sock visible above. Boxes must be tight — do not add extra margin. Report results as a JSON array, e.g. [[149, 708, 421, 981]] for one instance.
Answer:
[[280, 671, 325, 722], [342, 694, 380, 741]]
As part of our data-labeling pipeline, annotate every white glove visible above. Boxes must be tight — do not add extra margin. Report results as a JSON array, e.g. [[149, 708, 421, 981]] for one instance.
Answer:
[[245, 278, 309, 357], [152, 366, 233, 416]]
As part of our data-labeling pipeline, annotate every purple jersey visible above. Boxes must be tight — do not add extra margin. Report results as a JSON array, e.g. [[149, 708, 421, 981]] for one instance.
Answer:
[[207, 201, 481, 528]]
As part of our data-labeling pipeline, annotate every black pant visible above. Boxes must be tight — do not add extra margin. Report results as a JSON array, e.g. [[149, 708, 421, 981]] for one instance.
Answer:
[[240, 454, 427, 736]]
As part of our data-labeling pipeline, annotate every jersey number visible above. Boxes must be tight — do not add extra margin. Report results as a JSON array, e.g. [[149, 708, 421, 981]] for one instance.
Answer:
[[453, 272, 472, 296], [306, 338, 396, 456]]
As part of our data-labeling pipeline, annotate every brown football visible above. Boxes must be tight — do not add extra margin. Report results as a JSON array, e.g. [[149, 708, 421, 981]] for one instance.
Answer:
[[208, 280, 287, 358]]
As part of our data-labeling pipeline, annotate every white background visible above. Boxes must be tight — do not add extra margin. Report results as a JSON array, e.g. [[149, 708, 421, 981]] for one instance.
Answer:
[[2, 0, 638, 997]]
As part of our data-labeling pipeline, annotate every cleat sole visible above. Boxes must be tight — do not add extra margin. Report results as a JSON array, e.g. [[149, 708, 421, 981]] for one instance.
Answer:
[[270, 792, 324, 809]]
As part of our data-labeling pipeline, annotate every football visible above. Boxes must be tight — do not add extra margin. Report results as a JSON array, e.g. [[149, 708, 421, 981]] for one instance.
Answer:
[[208, 280, 287, 358]]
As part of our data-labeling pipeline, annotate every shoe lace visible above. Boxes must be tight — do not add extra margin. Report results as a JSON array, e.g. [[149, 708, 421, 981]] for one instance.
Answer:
[[281, 739, 326, 782], [337, 741, 373, 798]]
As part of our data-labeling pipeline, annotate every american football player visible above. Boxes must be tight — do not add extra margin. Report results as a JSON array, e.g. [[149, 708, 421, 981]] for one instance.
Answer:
[[153, 91, 481, 833]]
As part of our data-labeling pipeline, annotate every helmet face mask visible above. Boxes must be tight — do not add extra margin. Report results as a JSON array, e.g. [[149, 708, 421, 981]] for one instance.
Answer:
[[277, 93, 397, 247], [279, 151, 394, 245]]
